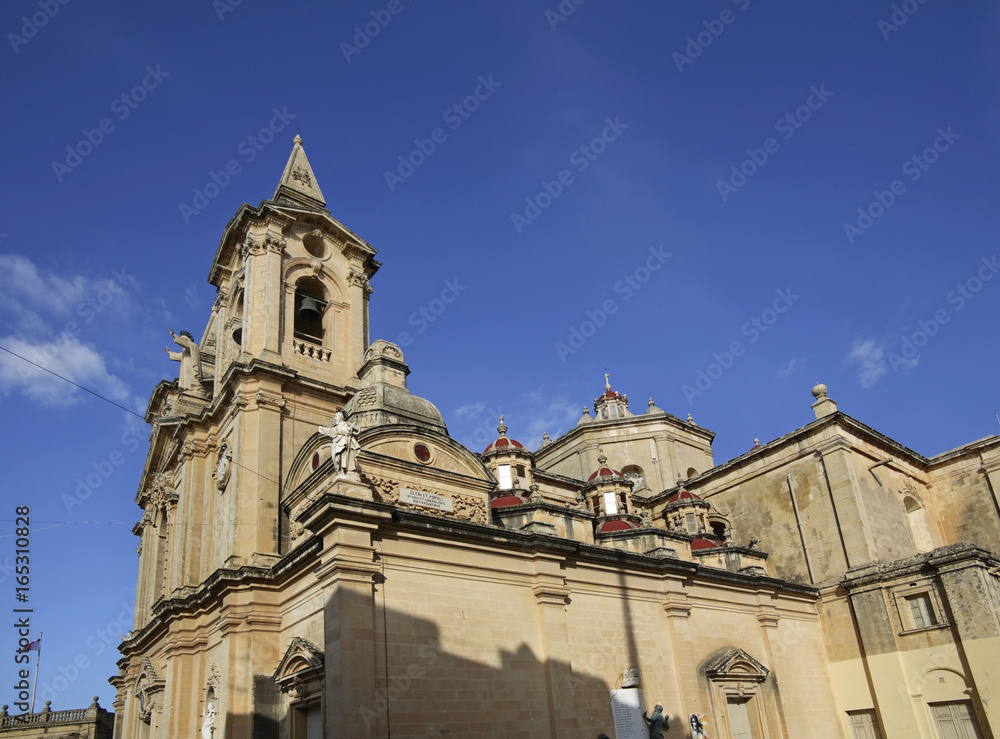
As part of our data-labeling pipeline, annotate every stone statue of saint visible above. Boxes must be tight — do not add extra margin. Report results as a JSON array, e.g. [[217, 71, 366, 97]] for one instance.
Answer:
[[201, 694, 216, 739], [643, 704, 669, 739], [165, 329, 204, 392], [318, 410, 360, 474]]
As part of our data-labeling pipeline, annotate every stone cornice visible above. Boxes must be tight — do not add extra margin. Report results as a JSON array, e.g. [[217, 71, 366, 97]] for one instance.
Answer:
[[840, 543, 999, 591]]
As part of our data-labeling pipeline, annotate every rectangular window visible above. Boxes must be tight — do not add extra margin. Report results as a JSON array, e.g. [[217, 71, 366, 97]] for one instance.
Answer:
[[497, 465, 512, 490], [728, 699, 753, 739], [848, 710, 883, 739], [515, 464, 525, 477], [931, 702, 984, 739], [905, 593, 937, 629], [604, 492, 618, 515], [685, 512, 697, 533]]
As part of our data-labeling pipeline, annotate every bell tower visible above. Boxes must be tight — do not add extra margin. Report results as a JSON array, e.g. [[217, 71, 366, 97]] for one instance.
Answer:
[[129, 134, 379, 633]]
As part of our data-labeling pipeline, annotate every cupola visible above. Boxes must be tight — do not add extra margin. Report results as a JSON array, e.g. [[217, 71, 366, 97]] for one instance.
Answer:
[[582, 449, 640, 532], [593, 374, 631, 421], [482, 417, 534, 506]]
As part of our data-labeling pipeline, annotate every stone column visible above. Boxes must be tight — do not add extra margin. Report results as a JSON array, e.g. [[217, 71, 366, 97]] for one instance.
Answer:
[[530, 553, 579, 738], [346, 265, 371, 380], [234, 379, 285, 562], [303, 488, 385, 739]]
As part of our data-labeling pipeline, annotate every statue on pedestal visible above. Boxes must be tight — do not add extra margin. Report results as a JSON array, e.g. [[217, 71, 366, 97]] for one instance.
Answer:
[[165, 329, 205, 393], [318, 410, 360, 475]]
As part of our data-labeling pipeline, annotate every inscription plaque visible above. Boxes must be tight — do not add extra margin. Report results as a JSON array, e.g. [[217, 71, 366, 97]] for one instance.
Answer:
[[399, 488, 454, 512]]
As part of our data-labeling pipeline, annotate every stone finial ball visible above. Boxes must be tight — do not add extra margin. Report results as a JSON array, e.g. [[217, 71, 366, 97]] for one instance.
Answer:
[[812, 382, 828, 399]]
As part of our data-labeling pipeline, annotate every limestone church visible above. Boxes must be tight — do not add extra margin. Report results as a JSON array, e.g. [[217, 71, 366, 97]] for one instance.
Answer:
[[110, 137, 1000, 738]]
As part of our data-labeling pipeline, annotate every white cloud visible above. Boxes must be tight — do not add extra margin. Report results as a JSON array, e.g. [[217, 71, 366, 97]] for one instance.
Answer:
[[846, 338, 889, 388], [0, 335, 134, 407], [0, 253, 137, 333], [776, 356, 805, 378], [0, 254, 139, 409], [522, 391, 580, 450], [453, 401, 487, 419]]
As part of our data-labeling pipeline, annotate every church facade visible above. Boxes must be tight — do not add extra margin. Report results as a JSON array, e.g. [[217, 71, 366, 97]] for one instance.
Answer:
[[111, 137, 1000, 738]]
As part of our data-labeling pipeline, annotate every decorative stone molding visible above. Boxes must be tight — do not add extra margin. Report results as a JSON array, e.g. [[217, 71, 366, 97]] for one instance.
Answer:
[[214, 441, 233, 491], [454, 493, 488, 525], [254, 391, 287, 409], [347, 269, 370, 290], [263, 233, 287, 253], [134, 657, 165, 725], [273, 637, 324, 701], [704, 648, 769, 699]]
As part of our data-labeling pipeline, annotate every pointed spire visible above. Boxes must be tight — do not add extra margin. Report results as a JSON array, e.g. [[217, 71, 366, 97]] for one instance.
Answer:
[[274, 134, 326, 209]]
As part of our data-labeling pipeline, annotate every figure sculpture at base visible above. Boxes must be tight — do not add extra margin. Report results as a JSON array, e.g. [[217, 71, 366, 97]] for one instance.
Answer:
[[643, 704, 669, 739]]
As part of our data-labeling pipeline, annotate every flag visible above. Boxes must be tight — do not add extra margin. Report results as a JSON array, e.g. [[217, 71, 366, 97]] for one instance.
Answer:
[[19, 637, 41, 653]]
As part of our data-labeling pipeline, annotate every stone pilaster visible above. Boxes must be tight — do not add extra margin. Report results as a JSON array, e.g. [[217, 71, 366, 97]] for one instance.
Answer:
[[530, 553, 579, 739]]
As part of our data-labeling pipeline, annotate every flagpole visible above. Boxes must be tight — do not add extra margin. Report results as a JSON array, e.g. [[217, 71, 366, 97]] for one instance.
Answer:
[[29, 632, 41, 714]]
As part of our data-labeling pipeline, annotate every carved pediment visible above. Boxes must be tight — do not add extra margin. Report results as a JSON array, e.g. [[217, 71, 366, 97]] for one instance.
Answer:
[[273, 637, 324, 699], [704, 648, 769, 682], [134, 657, 166, 723]]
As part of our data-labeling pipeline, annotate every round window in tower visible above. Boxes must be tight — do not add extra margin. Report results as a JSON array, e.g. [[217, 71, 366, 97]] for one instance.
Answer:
[[413, 444, 431, 463], [311, 452, 320, 471]]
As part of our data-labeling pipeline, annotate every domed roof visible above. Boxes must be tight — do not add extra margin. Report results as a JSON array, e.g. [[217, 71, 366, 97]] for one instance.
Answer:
[[587, 449, 622, 481], [588, 466, 623, 481], [691, 537, 721, 550], [490, 494, 526, 509], [597, 519, 637, 533], [667, 489, 703, 504], [482, 417, 527, 455]]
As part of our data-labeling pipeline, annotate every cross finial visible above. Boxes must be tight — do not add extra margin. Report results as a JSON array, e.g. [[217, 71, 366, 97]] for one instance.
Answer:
[[603, 369, 611, 390]]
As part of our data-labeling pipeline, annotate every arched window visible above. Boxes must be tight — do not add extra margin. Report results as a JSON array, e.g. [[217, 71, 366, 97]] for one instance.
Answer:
[[153, 507, 169, 597], [904, 496, 933, 551], [293, 277, 327, 344], [686, 467, 698, 479], [231, 289, 244, 346]]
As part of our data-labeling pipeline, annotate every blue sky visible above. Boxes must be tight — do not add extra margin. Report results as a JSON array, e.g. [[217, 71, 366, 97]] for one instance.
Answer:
[[1, 0, 998, 712]]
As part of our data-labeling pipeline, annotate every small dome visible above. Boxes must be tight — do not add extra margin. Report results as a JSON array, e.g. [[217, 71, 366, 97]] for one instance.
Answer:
[[667, 489, 703, 504], [598, 519, 637, 533], [691, 537, 721, 550], [482, 416, 527, 455], [490, 494, 526, 509], [483, 436, 525, 454], [588, 466, 623, 481]]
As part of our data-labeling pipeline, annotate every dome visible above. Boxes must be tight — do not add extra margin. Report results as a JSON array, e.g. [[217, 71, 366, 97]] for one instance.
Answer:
[[490, 494, 527, 509], [667, 490, 703, 504], [588, 466, 623, 481], [691, 537, 722, 550], [482, 416, 528, 455], [587, 448, 623, 481], [597, 519, 636, 533], [483, 436, 525, 454]]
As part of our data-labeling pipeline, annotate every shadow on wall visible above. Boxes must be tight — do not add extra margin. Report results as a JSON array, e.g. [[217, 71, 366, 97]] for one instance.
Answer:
[[226, 587, 616, 738]]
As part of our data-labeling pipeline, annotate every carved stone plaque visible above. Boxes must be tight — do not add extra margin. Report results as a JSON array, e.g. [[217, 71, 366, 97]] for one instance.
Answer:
[[399, 488, 454, 512], [610, 688, 646, 739]]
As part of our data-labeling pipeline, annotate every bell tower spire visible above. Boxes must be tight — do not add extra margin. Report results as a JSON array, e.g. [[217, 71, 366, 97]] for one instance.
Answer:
[[274, 134, 326, 210]]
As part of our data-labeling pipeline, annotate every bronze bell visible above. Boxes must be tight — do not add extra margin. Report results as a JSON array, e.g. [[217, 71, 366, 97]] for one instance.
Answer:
[[298, 296, 323, 323]]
